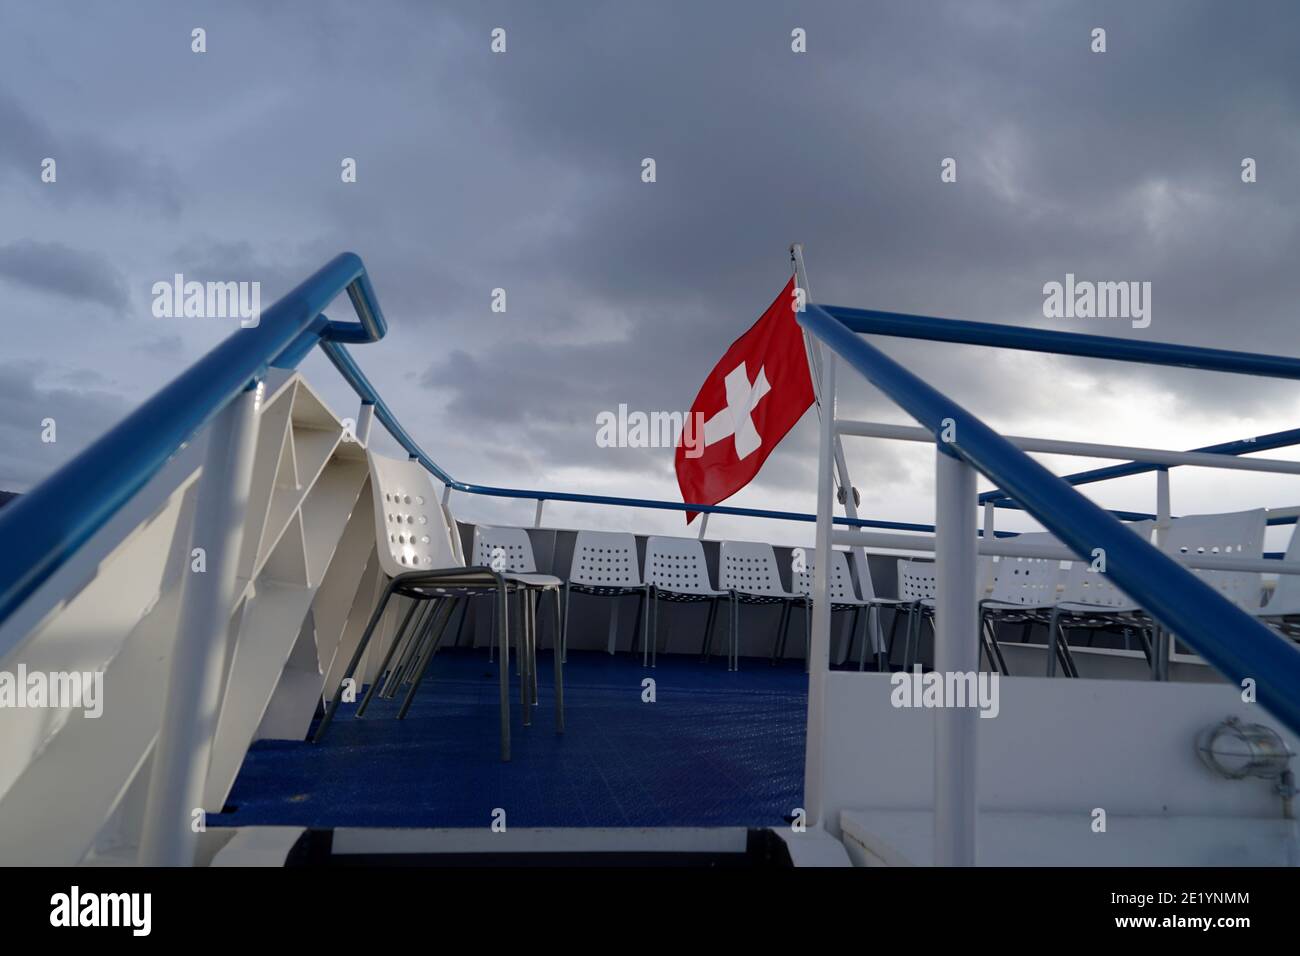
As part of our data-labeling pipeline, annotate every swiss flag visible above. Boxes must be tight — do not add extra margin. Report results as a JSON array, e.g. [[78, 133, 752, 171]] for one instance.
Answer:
[[675, 276, 815, 522]]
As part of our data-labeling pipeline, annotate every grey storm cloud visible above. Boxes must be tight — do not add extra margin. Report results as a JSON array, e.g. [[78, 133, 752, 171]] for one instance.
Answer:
[[0, 240, 129, 311], [0, 90, 181, 214], [3, 0, 1300, 529], [0, 362, 129, 491]]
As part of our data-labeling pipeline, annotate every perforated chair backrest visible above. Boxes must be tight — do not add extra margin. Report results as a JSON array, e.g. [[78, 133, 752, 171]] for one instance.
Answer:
[[569, 530, 641, 587], [1161, 509, 1266, 609], [792, 548, 859, 602], [472, 525, 538, 573], [987, 531, 1062, 606], [1058, 520, 1153, 608], [897, 559, 936, 602], [645, 536, 715, 594], [368, 452, 460, 578], [720, 540, 788, 596]]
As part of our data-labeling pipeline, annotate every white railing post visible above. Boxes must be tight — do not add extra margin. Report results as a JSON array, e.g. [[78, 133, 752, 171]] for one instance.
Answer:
[[934, 446, 978, 866], [1153, 467, 1173, 679], [697, 512, 710, 539], [533, 499, 545, 528], [354, 399, 375, 446], [138, 382, 261, 866], [792, 243, 874, 630], [803, 339, 837, 829]]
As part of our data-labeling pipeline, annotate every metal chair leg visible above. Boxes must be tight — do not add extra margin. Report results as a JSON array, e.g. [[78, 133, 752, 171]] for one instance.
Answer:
[[701, 597, 719, 661], [1046, 607, 1063, 677], [397, 597, 456, 719], [732, 596, 740, 671], [561, 581, 571, 664], [313, 579, 398, 743], [529, 590, 539, 706], [551, 588, 564, 733], [643, 586, 652, 667], [651, 591, 660, 668], [452, 597, 470, 648], [517, 589, 531, 727], [497, 579, 511, 762], [772, 601, 791, 664], [361, 597, 423, 712]]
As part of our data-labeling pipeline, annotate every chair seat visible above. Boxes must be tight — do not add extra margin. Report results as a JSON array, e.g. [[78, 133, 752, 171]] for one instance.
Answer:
[[506, 572, 562, 589], [654, 585, 727, 600], [569, 581, 643, 596], [983, 600, 1055, 613], [1055, 601, 1143, 615], [732, 589, 796, 605]]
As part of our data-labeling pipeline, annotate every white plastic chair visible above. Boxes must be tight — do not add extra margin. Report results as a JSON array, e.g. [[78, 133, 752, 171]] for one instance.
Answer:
[[719, 540, 799, 671], [642, 536, 727, 667], [979, 531, 1064, 673], [1047, 520, 1155, 674], [894, 558, 936, 670], [562, 530, 644, 661], [791, 549, 911, 670], [472, 526, 563, 706], [1161, 509, 1266, 609], [315, 454, 562, 758]]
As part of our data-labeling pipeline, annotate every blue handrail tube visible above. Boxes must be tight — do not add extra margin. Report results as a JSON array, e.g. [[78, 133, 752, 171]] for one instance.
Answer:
[[822, 305, 1300, 381], [801, 304, 1300, 737], [0, 253, 386, 626]]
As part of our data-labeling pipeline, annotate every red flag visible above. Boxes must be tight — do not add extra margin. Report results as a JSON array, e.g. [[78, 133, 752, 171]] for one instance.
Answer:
[[675, 277, 815, 522]]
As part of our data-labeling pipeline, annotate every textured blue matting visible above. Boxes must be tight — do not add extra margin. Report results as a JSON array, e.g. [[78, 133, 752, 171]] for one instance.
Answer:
[[214, 649, 807, 829]]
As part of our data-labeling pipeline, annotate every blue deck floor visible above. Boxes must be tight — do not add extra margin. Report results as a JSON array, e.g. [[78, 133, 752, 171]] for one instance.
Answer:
[[214, 649, 807, 829]]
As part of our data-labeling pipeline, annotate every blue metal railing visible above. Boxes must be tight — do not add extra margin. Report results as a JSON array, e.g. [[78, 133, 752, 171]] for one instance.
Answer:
[[319, 337, 983, 534], [0, 254, 990, 633], [5, 248, 1300, 732], [801, 303, 1300, 736], [0, 253, 386, 626]]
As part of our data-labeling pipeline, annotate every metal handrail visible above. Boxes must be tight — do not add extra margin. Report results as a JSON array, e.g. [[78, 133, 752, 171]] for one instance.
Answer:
[[0, 253, 386, 625], [801, 303, 1300, 737], [318, 337, 976, 535]]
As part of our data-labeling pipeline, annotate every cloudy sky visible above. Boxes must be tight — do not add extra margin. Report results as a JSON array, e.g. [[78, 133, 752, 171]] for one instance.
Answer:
[[3, 0, 1299, 548]]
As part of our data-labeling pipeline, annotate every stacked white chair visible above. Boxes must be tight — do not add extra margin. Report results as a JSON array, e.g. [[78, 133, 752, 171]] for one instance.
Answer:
[[719, 540, 800, 671], [895, 558, 937, 670], [562, 530, 644, 661], [472, 526, 564, 712], [642, 536, 728, 667], [315, 453, 563, 760]]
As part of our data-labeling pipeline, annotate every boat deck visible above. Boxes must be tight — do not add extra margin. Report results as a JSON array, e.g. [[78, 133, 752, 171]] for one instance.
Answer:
[[213, 649, 808, 830]]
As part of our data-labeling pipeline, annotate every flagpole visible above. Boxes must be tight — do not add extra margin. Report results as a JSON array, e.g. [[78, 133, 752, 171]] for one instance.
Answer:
[[790, 243, 878, 661]]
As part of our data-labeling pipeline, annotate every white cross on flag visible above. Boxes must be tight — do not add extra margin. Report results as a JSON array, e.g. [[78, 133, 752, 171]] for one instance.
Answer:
[[675, 276, 815, 521]]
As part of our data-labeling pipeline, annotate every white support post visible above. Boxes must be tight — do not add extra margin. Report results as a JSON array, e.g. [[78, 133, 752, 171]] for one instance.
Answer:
[[533, 499, 545, 528], [792, 244, 873, 632], [934, 448, 978, 866], [697, 512, 710, 540], [803, 338, 837, 829], [1155, 468, 1171, 548], [138, 383, 261, 866], [1153, 468, 1173, 680], [982, 499, 996, 597], [354, 400, 375, 446]]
